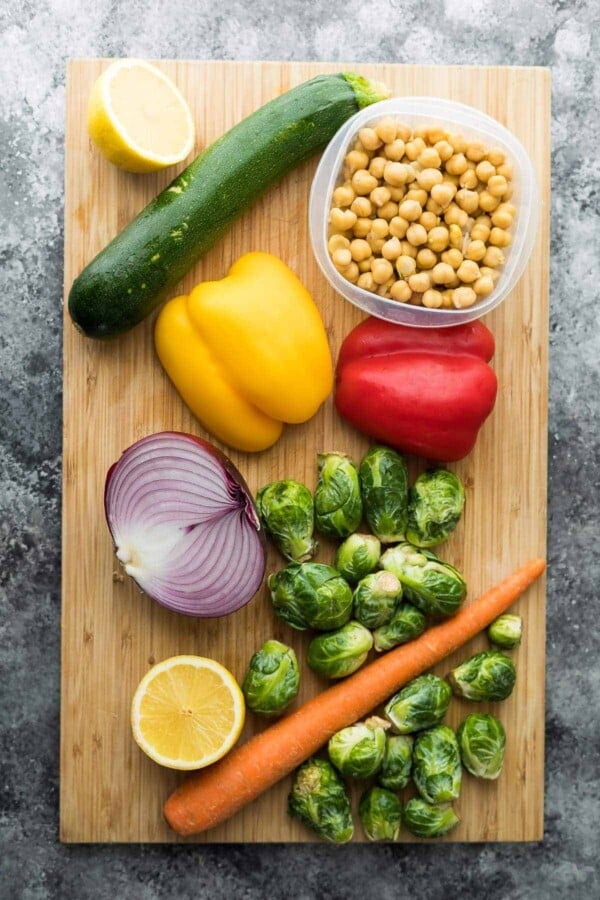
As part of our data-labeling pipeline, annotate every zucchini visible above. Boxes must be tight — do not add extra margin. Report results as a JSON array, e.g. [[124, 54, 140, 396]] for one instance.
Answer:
[[69, 73, 390, 338]]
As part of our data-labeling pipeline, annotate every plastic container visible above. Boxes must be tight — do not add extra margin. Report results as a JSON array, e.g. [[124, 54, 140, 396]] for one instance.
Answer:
[[309, 97, 539, 327]]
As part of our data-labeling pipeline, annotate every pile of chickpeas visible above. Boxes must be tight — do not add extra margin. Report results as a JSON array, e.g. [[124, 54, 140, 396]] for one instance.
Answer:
[[327, 118, 516, 309]]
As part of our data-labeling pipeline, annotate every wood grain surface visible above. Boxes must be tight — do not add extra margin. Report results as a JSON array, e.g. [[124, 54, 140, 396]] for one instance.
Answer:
[[61, 60, 550, 843]]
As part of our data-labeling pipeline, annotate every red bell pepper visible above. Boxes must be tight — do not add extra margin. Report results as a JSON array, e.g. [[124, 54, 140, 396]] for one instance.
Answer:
[[335, 318, 498, 462]]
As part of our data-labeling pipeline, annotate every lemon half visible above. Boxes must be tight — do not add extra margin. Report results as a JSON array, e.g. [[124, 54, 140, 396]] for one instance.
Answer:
[[87, 59, 195, 173], [131, 656, 245, 770]]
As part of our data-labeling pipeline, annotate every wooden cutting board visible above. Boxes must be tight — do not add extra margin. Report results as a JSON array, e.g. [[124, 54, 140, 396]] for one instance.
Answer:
[[61, 60, 550, 843]]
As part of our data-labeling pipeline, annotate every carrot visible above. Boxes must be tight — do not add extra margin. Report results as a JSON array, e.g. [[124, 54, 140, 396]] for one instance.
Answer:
[[164, 557, 545, 836]]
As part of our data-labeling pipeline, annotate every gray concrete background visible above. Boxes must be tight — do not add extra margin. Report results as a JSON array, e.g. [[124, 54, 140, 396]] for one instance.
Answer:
[[1, 1, 599, 897]]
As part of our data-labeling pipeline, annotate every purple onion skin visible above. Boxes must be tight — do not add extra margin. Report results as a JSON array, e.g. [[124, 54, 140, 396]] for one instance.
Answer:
[[104, 432, 266, 617]]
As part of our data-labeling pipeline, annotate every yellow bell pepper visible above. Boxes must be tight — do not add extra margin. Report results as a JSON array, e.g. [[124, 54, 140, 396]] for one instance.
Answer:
[[154, 252, 333, 452]]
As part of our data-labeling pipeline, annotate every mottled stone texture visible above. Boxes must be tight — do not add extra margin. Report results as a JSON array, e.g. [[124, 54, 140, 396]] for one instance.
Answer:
[[0, 0, 599, 897]]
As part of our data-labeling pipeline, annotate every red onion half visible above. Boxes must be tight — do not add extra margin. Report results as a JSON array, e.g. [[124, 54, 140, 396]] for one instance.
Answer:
[[104, 432, 266, 617]]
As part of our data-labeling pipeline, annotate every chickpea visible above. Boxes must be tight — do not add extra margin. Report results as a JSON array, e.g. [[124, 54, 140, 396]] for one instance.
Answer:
[[353, 217, 373, 238], [405, 138, 426, 160], [470, 222, 491, 242], [398, 199, 422, 222], [457, 259, 480, 283], [441, 289, 454, 309], [465, 239, 487, 261], [431, 262, 455, 285], [389, 185, 406, 202], [406, 223, 428, 246], [352, 138, 367, 152], [487, 147, 506, 167], [405, 163, 420, 184], [445, 203, 468, 228], [378, 201, 399, 220], [435, 140, 454, 162], [489, 227, 512, 248], [419, 211, 438, 231], [345, 150, 370, 175], [408, 272, 431, 293], [426, 197, 444, 215], [400, 240, 418, 259], [370, 185, 392, 208], [358, 258, 372, 273], [491, 208, 512, 229], [371, 218, 389, 239], [453, 286, 477, 308], [342, 262, 360, 283], [487, 174, 508, 197], [475, 160, 496, 183], [333, 183, 356, 207], [330, 207, 357, 231], [478, 190, 500, 212], [497, 202, 516, 217], [474, 275, 494, 297], [416, 248, 437, 269], [409, 292, 423, 306], [351, 196, 372, 217], [383, 139, 406, 161], [396, 122, 412, 142], [396, 255, 417, 278], [448, 133, 467, 153], [447, 273, 461, 288], [427, 225, 450, 252], [390, 279, 412, 302], [382, 237, 403, 261], [350, 238, 372, 262], [369, 156, 387, 179], [375, 117, 398, 144], [332, 247, 352, 269], [502, 184, 514, 200], [419, 148, 442, 169], [352, 169, 379, 196], [328, 234, 350, 253], [464, 141, 486, 162], [430, 181, 456, 210], [426, 125, 447, 145], [480, 266, 500, 281], [358, 127, 382, 151], [445, 153, 468, 176], [441, 248, 463, 269], [475, 213, 492, 227], [417, 167, 444, 191], [405, 188, 428, 206], [423, 288, 443, 309], [389, 215, 409, 238], [383, 161, 410, 186], [455, 189, 479, 214], [448, 223, 463, 249], [372, 258, 394, 284], [377, 281, 394, 297], [367, 234, 386, 254], [357, 271, 376, 292], [459, 168, 479, 190], [496, 162, 513, 180], [413, 126, 428, 140]]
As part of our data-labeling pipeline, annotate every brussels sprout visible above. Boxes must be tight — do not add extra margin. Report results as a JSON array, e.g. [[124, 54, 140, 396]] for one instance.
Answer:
[[402, 798, 460, 838], [384, 674, 451, 734], [314, 452, 362, 539], [359, 446, 408, 543], [256, 480, 317, 563], [373, 602, 426, 652], [307, 621, 373, 679], [268, 563, 353, 631], [353, 571, 401, 629], [328, 716, 388, 778], [288, 758, 353, 843], [413, 725, 462, 804], [457, 713, 506, 779], [406, 469, 465, 548], [487, 614, 523, 650], [242, 640, 300, 716], [359, 786, 402, 841], [335, 533, 381, 584], [449, 650, 516, 702], [380, 543, 466, 618], [378, 734, 413, 791]]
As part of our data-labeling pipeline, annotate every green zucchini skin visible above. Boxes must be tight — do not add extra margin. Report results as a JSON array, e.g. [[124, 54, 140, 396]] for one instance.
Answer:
[[69, 73, 389, 338]]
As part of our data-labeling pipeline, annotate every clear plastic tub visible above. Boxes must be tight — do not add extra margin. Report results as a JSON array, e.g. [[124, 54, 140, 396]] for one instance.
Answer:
[[309, 97, 539, 327]]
